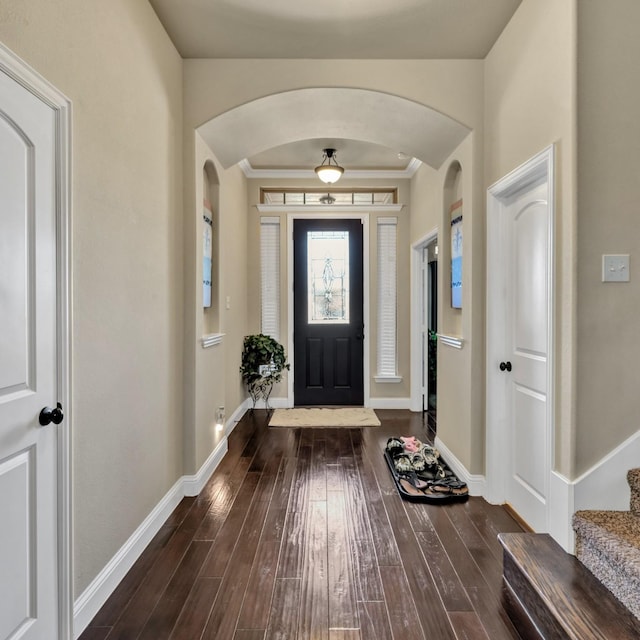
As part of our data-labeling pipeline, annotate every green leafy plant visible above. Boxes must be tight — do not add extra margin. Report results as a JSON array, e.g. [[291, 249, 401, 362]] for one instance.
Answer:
[[240, 334, 290, 410]]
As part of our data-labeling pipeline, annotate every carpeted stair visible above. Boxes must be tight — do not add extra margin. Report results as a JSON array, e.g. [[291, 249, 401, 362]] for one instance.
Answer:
[[572, 468, 640, 620]]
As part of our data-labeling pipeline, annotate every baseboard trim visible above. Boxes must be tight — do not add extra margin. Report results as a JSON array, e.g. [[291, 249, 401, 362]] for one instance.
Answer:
[[573, 428, 640, 512], [73, 412, 238, 637], [548, 471, 574, 552], [73, 476, 185, 637], [503, 503, 534, 533], [225, 399, 251, 436], [183, 437, 228, 497], [434, 436, 485, 497], [368, 397, 411, 410], [251, 396, 290, 410]]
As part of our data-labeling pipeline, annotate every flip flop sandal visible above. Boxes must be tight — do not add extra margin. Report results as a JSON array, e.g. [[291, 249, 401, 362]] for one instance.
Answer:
[[427, 482, 453, 494], [421, 484, 450, 496], [429, 477, 468, 495], [442, 478, 468, 495], [399, 478, 428, 498], [398, 470, 429, 490], [390, 453, 430, 490]]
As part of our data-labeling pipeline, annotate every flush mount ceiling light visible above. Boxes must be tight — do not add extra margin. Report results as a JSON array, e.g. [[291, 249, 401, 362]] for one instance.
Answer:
[[314, 148, 344, 184]]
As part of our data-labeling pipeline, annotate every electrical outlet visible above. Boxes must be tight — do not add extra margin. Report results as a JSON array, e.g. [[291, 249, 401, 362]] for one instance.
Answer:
[[602, 254, 630, 282]]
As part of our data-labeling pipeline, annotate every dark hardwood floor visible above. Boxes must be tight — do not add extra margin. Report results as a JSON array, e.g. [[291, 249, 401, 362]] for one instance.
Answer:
[[80, 409, 524, 640]]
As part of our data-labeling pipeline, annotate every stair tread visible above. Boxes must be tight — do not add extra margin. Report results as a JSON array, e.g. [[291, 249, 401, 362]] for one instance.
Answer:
[[499, 532, 640, 639], [573, 510, 640, 568]]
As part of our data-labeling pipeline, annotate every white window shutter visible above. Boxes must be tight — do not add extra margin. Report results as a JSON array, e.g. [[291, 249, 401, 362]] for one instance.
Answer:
[[260, 217, 280, 341], [377, 217, 398, 378]]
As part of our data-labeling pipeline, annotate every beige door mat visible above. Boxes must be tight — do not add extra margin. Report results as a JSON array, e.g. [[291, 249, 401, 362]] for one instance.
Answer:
[[268, 407, 381, 428]]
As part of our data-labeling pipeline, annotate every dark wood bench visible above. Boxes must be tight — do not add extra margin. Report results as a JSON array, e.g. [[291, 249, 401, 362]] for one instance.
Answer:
[[499, 532, 640, 639]]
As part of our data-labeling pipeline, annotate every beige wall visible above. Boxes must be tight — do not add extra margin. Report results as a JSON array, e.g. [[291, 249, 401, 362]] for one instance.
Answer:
[[0, 0, 184, 594], [410, 164, 440, 242], [576, 0, 640, 474], [410, 134, 486, 473], [191, 136, 225, 473], [219, 165, 251, 417], [182, 60, 488, 468], [184, 134, 250, 474], [0, 0, 611, 606], [485, 0, 577, 477]]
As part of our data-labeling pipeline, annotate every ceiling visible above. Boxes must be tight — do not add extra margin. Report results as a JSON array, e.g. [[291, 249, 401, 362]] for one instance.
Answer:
[[149, 0, 522, 174], [149, 0, 521, 60]]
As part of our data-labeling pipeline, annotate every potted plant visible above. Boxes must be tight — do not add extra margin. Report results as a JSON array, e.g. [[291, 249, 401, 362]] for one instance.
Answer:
[[240, 334, 289, 410]]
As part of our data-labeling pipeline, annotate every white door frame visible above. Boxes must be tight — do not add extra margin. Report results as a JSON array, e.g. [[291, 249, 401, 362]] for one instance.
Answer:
[[410, 227, 438, 412], [486, 145, 555, 516], [286, 211, 371, 407], [0, 44, 73, 639]]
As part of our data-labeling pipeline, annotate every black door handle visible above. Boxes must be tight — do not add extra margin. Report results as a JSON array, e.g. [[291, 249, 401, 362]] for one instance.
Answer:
[[39, 402, 64, 426], [499, 361, 512, 372]]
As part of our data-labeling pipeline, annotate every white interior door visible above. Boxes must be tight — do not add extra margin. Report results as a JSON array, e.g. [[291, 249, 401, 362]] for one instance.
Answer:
[[486, 147, 554, 533], [0, 62, 60, 639], [504, 181, 551, 530]]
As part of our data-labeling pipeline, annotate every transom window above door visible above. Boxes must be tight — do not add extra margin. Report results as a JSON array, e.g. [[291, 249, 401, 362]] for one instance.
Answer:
[[261, 188, 397, 206]]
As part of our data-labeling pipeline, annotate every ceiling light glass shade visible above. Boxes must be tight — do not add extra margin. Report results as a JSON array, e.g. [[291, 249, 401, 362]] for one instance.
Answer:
[[314, 148, 344, 184], [315, 166, 344, 183]]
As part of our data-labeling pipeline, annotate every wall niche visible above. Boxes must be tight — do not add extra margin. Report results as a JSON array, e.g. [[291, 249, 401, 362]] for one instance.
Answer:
[[442, 161, 463, 340], [203, 161, 220, 335]]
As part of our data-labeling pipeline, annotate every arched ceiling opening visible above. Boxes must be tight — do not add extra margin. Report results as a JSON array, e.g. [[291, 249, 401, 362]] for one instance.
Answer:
[[197, 88, 471, 172]]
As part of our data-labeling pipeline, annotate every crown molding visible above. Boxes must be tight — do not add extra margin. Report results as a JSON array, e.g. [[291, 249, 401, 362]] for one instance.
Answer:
[[239, 157, 422, 180]]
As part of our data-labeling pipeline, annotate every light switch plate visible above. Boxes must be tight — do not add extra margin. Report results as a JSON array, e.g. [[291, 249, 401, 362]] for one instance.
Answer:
[[602, 254, 630, 282]]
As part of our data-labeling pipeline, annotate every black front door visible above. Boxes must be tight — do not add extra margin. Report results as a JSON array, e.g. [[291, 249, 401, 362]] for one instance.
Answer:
[[293, 218, 364, 406]]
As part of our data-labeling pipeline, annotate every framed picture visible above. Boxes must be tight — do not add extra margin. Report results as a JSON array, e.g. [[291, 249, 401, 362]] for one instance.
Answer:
[[450, 199, 462, 308], [203, 199, 213, 308]]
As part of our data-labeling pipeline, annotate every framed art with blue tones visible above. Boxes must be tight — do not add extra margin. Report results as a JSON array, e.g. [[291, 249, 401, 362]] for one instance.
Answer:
[[450, 199, 463, 308], [203, 199, 213, 308]]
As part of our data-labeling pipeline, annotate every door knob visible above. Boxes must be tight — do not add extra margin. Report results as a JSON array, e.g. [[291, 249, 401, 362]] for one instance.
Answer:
[[39, 402, 64, 426], [499, 361, 512, 372]]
